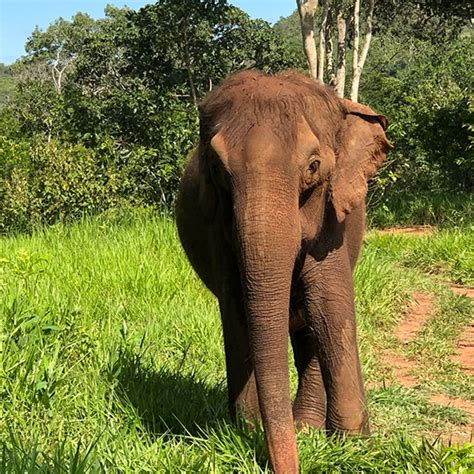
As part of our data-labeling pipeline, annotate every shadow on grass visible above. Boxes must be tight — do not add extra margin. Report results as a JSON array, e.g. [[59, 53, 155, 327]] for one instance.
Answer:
[[111, 346, 228, 436]]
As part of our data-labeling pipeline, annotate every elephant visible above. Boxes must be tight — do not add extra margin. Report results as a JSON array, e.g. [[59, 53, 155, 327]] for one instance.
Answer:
[[176, 70, 391, 473]]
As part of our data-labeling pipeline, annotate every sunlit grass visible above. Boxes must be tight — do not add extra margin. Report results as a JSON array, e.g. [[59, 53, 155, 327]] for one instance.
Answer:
[[367, 227, 474, 285], [367, 192, 474, 229], [0, 209, 472, 472]]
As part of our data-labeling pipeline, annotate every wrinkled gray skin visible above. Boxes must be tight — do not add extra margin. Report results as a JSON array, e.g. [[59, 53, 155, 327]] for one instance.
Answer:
[[176, 71, 391, 473]]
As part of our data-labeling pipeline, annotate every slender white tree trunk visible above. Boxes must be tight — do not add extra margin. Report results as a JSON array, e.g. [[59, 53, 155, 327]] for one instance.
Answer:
[[351, 0, 360, 95], [350, 0, 374, 102], [326, 5, 336, 88], [296, 0, 319, 79], [334, 6, 347, 98], [51, 49, 73, 95], [317, 1, 329, 82]]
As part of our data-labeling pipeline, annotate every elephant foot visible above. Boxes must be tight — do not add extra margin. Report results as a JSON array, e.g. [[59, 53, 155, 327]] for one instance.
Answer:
[[295, 416, 326, 432], [325, 408, 370, 436], [293, 405, 326, 432]]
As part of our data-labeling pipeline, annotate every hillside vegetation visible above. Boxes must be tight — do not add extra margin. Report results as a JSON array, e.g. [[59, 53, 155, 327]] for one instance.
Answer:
[[0, 64, 15, 107], [0, 1, 472, 234]]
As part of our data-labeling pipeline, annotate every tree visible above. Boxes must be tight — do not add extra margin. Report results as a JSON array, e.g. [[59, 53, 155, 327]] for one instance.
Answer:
[[375, 0, 472, 43], [293, 0, 474, 100], [295, 0, 377, 99], [296, 1, 318, 79], [362, 31, 473, 198], [22, 13, 97, 94], [350, 0, 374, 101]]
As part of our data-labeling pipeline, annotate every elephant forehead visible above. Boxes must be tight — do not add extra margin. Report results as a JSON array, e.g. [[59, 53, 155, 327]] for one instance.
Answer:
[[231, 124, 289, 169]]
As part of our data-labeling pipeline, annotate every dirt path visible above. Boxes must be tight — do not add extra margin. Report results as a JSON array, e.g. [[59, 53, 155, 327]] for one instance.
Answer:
[[429, 394, 474, 419], [451, 285, 474, 376], [381, 350, 418, 388], [452, 325, 474, 375], [450, 285, 474, 299], [376, 226, 434, 237], [381, 292, 435, 388], [373, 225, 473, 441], [381, 285, 473, 443], [394, 292, 436, 343]]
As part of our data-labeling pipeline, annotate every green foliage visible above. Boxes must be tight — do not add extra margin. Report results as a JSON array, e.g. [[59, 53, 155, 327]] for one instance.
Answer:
[[0, 136, 192, 234], [0, 64, 15, 107], [367, 192, 474, 229], [375, 0, 472, 43], [363, 33, 474, 203], [11, 71, 63, 138], [272, 10, 306, 70], [1, 2, 473, 233], [9, 1, 299, 148], [0, 2, 303, 234], [274, 6, 473, 217], [369, 227, 474, 285]]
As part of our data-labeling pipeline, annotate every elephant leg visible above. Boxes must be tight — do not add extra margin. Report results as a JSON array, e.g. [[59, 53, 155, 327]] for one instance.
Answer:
[[219, 288, 260, 423], [291, 325, 326, 430], [301, 250, 369, 435]]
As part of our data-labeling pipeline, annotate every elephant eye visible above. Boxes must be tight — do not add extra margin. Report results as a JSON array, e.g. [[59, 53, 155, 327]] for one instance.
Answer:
[[308, 160, 320, 174]]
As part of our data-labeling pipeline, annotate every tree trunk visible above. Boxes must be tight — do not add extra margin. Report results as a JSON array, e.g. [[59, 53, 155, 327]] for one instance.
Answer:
[[51, 49, 73, 95], [351, 0, 360, 96], [296, 0, 319, 80], [318, 1, 329, 82], [326, 6, 336, 87], [350, 0, 374, 102], [335, 5, 348, 98]]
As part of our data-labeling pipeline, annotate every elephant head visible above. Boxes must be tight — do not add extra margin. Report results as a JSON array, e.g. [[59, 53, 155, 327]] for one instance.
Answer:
[[196, 71, 391, 472]]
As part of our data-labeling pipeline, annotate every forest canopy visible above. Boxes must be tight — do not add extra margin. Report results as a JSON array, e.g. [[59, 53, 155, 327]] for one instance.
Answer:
[[0, 0, 472, 233]]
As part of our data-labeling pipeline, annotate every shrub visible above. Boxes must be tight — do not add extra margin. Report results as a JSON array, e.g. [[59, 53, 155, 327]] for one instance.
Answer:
[[0, 136, 192, 234]]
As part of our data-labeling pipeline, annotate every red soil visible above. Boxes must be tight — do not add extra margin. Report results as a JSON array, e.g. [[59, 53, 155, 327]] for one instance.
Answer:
[[393, 292, 435, 343], [380, 285, 473, 443], [376, 226, 434, 237]]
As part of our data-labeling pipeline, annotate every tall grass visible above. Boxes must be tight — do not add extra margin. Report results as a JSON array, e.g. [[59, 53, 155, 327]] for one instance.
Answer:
[[368, 228, 474, 285], [0, 210, 472, 471], [367, 192, 473, 229]]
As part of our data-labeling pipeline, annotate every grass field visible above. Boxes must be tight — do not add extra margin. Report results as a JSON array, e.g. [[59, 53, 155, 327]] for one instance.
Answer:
[[1, 209, 473, 472]]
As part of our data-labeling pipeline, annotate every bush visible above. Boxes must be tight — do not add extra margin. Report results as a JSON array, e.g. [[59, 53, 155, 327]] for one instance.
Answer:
[[362, 34, 473, 206], [367, 192, 474, 229], [0, 136, 192, 234]]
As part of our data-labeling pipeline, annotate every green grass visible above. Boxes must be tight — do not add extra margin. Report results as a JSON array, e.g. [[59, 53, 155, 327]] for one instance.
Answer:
[[367, 227, 474, 285], [366, 228, 473, 400], [1, 209, 472, 472], [367, 192, 474, 229]]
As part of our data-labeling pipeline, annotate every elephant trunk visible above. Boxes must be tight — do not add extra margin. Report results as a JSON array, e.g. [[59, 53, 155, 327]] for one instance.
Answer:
[[233, 173, 300, 473]]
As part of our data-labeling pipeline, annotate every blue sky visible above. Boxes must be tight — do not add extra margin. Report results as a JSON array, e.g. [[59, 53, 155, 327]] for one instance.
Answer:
[[0, 1, 296, 65]]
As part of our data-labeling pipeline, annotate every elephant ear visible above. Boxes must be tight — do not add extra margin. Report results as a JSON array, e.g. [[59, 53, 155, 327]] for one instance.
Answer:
[[331, 99, 392, 222]]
